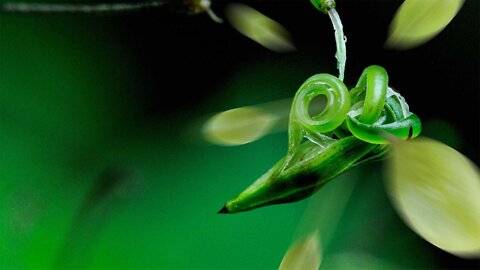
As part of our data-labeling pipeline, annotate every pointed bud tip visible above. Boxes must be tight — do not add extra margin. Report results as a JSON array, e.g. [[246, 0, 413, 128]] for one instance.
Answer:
[[217, 205, 229, 214]]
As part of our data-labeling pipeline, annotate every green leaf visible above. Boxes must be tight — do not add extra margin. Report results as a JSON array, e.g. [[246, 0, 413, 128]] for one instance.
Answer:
[[386, 0, 464, 49], [386, 137, 480, 258]]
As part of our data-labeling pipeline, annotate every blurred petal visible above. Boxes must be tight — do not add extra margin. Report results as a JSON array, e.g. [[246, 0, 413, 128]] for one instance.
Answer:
[[199, 97, 330, 146], [386, 0, 464, 49], [386, 137, 480, 258], [225, 3, 296, 52], [202, 107, 278, 146], [279, 230, 321, 270]]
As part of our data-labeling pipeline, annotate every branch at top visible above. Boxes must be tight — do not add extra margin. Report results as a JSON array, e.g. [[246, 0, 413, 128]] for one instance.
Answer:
[[0, 0, 211, 15]]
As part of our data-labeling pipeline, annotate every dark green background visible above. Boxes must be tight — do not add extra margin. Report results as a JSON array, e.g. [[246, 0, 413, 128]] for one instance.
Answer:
[[0, 0, 478, 268]]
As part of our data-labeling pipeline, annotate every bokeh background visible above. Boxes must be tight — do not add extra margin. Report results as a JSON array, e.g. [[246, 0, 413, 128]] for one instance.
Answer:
[[0, 0, 478, 268]]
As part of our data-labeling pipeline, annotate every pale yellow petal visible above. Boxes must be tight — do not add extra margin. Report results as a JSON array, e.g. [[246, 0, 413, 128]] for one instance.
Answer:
[[279, 230, 322, 270], [202, 107, 278, 146], [386, 0, 464, 49], [386, 137, 480, 257], [226, 3, 296, 53]]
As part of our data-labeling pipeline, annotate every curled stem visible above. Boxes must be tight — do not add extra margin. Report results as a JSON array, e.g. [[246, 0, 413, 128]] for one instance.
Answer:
[[290, 65, 421, 146], [221, 65, 422, 213], [288, 73, 350, 152]]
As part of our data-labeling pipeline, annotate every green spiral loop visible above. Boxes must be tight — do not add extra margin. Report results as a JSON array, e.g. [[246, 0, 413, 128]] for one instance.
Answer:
[[354, 65, 389, 124], [288, 73, 350, 150], [289, 65, 421, 147]]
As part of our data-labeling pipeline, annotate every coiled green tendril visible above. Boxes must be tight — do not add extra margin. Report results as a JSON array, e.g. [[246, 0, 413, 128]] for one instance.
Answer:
[[220, 65, 422, 214], [289, 65, 421, 151]]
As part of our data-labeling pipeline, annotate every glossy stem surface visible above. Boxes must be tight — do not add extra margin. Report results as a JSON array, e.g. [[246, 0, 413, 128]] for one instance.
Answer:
[[328, 8, 346, 81], [288, 73, 350, 153], [355, 65, 388, 124]]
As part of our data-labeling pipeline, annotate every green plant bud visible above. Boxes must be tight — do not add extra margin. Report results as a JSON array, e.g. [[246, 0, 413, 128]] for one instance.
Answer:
[[219, 136, 387, 213]]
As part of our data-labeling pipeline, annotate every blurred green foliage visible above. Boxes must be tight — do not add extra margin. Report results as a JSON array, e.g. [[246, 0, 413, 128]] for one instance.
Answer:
[[0, 14, 305, 268], [0, 1, 478, 269]]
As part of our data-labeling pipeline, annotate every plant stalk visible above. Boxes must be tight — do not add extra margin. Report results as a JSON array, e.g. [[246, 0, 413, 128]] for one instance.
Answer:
[[0, 0, 209, 14]]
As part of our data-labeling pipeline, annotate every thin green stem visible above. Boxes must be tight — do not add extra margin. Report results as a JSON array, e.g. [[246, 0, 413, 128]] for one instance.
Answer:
[[328, 8, 346, 81], [310, 1, 346, 81]]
